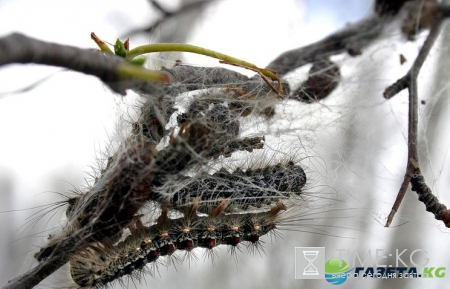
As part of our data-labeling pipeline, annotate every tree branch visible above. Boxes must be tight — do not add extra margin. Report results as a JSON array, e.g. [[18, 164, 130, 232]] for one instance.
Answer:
[[123, 0, 215, 38], [0, 33, 129, 92], [266, 15, 390, 77], [0, 33, 287, 97], [384, 6, 450, 227], [3, 254, 69, 289]]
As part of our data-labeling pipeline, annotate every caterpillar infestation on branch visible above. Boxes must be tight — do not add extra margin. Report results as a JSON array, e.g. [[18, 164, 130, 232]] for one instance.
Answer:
[[6, 2, 450, 289], [5, 27, 347, 289]]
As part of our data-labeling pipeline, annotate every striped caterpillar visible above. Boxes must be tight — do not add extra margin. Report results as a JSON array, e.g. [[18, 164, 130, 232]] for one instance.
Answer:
[[70, 201, 288, 288], [156, 160, 307, 213], [64, 160, 306, 216]]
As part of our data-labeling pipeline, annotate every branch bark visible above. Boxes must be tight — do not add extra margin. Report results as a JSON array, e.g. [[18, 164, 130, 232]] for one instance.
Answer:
[[384, 5, 450, 227], [0, 33, 128, 93], [266, 15, 390, 76]]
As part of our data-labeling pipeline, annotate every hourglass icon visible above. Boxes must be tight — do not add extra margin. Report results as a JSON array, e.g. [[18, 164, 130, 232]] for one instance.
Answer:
[[303, 251, 319, 275]]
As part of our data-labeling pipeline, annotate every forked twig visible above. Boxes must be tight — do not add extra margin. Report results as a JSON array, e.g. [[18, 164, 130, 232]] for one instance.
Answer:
[[384, 6, 450, 227]]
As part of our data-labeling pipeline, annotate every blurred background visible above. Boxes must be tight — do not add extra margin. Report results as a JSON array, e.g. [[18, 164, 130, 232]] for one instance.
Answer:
[[1, 0, 450, 288]]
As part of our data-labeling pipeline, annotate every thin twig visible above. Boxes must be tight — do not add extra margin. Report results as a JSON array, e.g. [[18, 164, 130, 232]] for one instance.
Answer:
[[0, 33, 286, 97], [384, 8, 450, 227], [0, 34, 122, 85], [148, 0, 172, 17], [123, 0, 215, 38], [0, 69, 68, 97], [266, 15, 390, 77]]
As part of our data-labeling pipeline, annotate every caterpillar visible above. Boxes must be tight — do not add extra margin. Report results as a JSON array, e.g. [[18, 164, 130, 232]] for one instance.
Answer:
[[69, 202, 288, 288], [157, 160, 307, 213], [410, 172, 450, 227], [35, 158, 307, 262]]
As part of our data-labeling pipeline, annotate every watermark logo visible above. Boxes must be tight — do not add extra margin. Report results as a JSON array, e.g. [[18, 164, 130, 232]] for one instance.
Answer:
[[324, 258, 353, 285], [295, 247, 446, 285], [295, 247, 325, 279]]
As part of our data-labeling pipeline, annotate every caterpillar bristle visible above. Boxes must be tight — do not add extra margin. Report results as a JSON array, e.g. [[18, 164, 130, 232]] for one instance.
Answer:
[[67, 200, 296, 288]]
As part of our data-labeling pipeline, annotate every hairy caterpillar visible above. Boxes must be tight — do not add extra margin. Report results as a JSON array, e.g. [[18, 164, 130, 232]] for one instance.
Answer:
[[158, 160, 307, 213], [70, 197, 310, 288], [69, 202, 289, 288]]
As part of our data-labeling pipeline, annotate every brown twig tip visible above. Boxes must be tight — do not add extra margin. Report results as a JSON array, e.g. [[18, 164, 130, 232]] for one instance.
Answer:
[[90, 32, 102, 44], [383, 77, 409, 99], [385, 175, 411, 227], [384, 209, 396, 227]]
